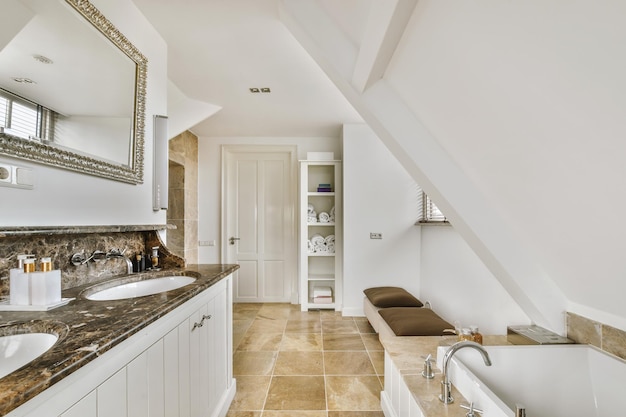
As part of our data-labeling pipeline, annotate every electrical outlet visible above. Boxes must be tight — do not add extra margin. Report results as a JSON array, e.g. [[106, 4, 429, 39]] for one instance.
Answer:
[[370, 232, 382, 239]]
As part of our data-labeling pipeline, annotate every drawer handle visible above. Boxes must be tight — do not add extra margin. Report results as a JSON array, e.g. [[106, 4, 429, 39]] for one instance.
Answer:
[[202, 314, 212, 321], [192, 321, 203, 331]]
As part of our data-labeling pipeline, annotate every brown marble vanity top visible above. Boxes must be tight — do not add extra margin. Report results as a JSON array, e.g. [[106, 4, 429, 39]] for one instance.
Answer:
[[379, 333, 510, 417], [0, 263, 239, 416]]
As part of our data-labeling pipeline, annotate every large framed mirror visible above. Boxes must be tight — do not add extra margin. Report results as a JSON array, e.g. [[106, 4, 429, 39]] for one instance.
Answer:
[[0, 0, 147, 184]]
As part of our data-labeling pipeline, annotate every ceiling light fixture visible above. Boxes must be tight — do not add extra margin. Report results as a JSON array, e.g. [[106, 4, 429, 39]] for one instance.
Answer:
[[33, 54, 53, 64], [249, 87, 271, 93], [12, 77, 36, 84]]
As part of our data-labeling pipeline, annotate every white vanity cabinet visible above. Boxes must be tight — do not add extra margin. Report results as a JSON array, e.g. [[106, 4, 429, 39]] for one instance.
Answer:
[[9, 276, 235, 417], [381, 351, 424, 417]]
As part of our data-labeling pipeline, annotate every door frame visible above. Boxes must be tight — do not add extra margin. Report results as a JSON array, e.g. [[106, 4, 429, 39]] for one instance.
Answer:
[[220, 145, 299, 303]]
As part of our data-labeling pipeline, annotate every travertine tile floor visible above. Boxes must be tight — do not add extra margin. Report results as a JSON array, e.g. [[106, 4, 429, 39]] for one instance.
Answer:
[[227, 303, 385, 417]]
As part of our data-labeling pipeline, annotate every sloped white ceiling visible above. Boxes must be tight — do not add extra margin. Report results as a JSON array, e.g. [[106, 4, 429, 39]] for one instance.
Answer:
[[282, 0, 626, 332], [131, 0, 362, 137]]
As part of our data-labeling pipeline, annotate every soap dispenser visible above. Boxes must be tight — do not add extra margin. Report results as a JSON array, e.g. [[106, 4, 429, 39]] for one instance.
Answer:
[[10, 255, 31, 305]]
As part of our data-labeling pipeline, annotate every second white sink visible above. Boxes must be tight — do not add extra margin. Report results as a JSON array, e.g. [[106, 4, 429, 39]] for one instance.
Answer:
[[86, 276, 196, 301], [0, 333, 58, 379]]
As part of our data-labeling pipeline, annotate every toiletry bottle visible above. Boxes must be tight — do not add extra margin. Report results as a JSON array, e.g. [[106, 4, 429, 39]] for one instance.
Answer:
[[17, 257, 36, 305], [134, 253, 141, 272], [30, 257, 61, 305], [469, 325, 483, 345], [151, 246, 159, 269], [460, 328, 473, 342], [140, 252, 145, 271], [40, 257, 52, 272], [10, 254, 30, 305]]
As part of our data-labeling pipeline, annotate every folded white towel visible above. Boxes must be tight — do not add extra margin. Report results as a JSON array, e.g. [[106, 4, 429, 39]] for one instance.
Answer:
[[324, 234, 335, 244], [308, 215, 317, 223], [326, 242, 335, 253], [329, 206, 335, 222], [308, 203, 316, 214], [307, 240, 315, 253], [313, 286, 332, 297], [318, 212, 330, 223], [310, 234, 325, 246]]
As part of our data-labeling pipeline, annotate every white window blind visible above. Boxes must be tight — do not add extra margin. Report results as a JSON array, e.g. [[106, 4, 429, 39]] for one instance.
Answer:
[[416, 185, 448, 223], [0, 89, 54, 141]]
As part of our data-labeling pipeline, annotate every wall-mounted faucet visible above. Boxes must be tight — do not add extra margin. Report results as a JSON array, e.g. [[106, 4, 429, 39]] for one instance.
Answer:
[[106, 248, 133, 274], [439, 341, 492, 404]]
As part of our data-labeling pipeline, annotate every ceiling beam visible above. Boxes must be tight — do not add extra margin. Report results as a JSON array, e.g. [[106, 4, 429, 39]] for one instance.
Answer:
[[352, 0, 418, 93]]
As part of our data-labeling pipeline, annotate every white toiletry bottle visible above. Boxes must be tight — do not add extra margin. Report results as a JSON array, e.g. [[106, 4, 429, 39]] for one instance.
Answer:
[[14, 257, 35, 305], [10, 254, 30, 305], [31, 257, 62, 305]]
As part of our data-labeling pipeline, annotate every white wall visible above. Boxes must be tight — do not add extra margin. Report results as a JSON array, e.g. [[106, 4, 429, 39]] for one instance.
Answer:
[[342, 124, 421, 315], [343, 124, 529, 334], [0, 0, 167, 227], [383, 0, 626, 331], [197, 135, 342, 264], [420, 226, 529, 335]]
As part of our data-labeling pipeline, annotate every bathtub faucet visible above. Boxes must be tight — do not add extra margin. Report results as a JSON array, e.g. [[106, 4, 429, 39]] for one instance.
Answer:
[[439, 341, 492, 404]]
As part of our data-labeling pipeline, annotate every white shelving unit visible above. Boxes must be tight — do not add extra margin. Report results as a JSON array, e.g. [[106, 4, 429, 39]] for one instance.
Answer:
[[299, 160, 342, 311]]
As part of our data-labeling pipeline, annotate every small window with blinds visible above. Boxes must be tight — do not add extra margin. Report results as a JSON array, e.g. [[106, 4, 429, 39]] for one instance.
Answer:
[[0, 88, 55, 142], [416, 188, 448, 224]]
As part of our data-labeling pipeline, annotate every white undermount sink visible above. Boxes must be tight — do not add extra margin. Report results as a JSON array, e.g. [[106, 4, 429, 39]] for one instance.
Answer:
[[0, 333, 58, 379], [86, 276, 196, 301]]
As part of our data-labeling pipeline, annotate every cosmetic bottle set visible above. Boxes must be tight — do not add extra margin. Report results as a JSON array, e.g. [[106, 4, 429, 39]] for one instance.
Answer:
[[133, 246, 160, 272], [9, 255, 61, 306]]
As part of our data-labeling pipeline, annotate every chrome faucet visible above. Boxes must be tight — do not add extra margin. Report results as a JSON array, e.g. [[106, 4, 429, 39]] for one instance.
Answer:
[[439, 341, 492, 404], [106, 249, 134, 274]]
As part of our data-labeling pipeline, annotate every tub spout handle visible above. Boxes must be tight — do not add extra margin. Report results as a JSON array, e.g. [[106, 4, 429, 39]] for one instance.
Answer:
[[460, 402, 483, 417], [515, 404, 526, 417]]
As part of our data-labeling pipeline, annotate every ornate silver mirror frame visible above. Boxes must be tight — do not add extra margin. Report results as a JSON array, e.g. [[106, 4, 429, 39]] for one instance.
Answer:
[[0, 0, 147, 184]]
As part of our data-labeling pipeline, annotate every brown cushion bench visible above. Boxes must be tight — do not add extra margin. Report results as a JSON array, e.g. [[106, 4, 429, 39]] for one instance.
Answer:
[[378, 307, 455, 336], [363, 286, 454, 337]]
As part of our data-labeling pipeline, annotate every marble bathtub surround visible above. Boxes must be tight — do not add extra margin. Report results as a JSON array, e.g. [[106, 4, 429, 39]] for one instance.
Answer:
[[0, 263, 239, 415], [228, 304, 385, 417], [0, 225, 183, 298], [567, 312, 626, 360], [379, 332, 510, 417]]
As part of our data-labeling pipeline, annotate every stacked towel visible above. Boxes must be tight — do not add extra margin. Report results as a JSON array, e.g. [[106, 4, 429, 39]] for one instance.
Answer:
[[313, 286, 333, 304], [308, 203, 317, 223], [329, 206, 335, 222], [307, 234, 335, 254], [318, 212, 330, 223]]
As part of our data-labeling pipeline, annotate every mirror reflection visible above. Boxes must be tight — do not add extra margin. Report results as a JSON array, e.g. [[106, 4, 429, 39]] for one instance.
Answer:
[[0, 0, 147, 183]]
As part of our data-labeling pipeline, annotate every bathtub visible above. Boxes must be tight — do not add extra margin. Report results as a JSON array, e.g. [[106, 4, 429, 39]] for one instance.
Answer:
[[436, 344, 626, 417]]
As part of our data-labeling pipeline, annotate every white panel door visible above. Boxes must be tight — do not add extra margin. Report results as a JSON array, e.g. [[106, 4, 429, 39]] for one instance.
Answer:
[[224, 147, 296, 303]]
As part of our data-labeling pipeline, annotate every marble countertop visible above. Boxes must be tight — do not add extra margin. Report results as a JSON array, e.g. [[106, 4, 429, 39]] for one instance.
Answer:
[[379, 333, 510, 417], [0, 264, 239, 416]]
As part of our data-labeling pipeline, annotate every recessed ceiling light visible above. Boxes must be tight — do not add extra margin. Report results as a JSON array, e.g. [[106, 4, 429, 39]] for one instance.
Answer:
[[33, 54, 53, 64], [12, 77, 36, 84], [249, 87, 260, 93]]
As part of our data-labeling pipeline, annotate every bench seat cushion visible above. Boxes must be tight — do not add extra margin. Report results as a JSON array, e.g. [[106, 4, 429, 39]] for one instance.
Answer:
[[363, 286, 423, 308], [378, 307, 455, 336]]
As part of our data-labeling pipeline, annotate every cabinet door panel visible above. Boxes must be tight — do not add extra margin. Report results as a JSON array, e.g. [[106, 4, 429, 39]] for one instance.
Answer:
[[127, 351, 149, 417], [97, 368, 126, 417], [148, 340, 165, 417], [164, 328, 180, 417], [59, 391, 96, 417], [178, 319, 191, 417]]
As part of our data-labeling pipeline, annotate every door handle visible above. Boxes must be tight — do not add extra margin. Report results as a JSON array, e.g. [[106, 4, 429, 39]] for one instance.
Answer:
[[229, 237, 241, 245]]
